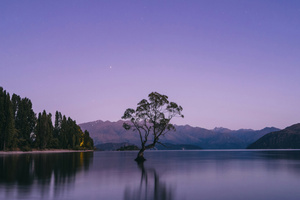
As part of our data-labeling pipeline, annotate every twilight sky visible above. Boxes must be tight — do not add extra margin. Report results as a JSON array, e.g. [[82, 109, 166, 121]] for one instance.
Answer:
[[1, 0, 300, 130]]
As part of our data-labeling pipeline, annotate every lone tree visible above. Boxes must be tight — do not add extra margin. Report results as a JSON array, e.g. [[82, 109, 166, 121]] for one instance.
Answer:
[[122, 92, 184, 162]]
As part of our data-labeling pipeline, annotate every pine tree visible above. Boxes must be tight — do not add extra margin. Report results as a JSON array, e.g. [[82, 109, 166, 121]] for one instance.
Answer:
[[11, 94, 21, 119], [3, 93, 16, 150], [0, 89, 16, 150], [34, 110, 53, 149], [59, 115, 68, 149], [53, 111, 62, 138], [0, 87, 5, 150], [13, 95, 36, 150], [0, 87, 94, 151], [83, 130, 93, 149]]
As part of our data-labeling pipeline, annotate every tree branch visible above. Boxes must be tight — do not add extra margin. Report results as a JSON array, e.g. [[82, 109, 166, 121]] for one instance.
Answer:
[[133, 122, 143, 146], [157, 141, 166, 147]]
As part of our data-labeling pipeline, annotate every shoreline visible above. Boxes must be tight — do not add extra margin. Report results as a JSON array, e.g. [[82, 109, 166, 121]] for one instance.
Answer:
[[0, 149, 94, 154]]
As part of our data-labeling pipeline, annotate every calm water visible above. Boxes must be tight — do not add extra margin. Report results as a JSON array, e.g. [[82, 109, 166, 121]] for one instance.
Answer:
[[1, 150, 300, 200]]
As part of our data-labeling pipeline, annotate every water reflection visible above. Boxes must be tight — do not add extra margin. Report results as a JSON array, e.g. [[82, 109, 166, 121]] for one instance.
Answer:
[[0, 152, 93, 199], [256, 150, 300, 160], [124, 162, 174, 200], [1, 150, 300, 200]]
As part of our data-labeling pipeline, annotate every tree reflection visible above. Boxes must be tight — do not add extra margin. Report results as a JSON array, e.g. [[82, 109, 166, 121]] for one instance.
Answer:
[[124, 162, 174, 200], [0, 152, 93, 198]]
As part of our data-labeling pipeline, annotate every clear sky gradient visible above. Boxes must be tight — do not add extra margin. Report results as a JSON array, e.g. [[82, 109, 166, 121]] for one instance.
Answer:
[[1, 0, 300, 130]]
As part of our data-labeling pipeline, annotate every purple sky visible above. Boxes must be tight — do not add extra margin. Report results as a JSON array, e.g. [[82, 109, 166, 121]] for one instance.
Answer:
[[1, 0, 300, 130]]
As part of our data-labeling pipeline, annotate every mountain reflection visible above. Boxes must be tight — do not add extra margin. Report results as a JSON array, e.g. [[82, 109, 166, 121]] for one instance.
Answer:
[[0, 152, 93, 199], [124, 162, 174, 200]]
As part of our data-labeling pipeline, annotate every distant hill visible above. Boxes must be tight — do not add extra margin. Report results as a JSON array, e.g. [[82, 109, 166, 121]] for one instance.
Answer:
[[247, 123, 300, 149], [213, 127, 280, 147], [80, 120, 140, 145], [79, 120, 279, 149]]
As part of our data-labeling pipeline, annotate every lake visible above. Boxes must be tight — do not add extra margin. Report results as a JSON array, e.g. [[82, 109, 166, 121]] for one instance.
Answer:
[[0, 150, 300, 200]]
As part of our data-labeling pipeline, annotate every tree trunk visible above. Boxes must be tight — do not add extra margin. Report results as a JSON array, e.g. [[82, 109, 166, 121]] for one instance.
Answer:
[[135, 148, 146, 162]]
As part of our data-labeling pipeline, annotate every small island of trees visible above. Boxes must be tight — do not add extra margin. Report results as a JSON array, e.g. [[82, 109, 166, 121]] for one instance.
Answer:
[[0, 87, 94, 151]]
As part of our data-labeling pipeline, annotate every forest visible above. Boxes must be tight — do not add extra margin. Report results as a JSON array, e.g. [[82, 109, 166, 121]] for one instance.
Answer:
[[0, 87, 94, 151]]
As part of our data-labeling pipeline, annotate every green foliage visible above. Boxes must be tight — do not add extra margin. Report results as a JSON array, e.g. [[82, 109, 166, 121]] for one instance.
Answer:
[[0, 87, 94, 151], [34, 111, 53, 149], [34, 110, 94, 150], [53, 111, 62, 139], [83, 130, 94, 149], [19, 142, 32, 151], [0, 88, 16, 150], [48, 138, 59, 149], [56, 115, 94, 150], [13, 94, 36, 149]]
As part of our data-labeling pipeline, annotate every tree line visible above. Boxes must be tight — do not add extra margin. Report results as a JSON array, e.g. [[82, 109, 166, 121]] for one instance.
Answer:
[[0, 87, 94, 151]]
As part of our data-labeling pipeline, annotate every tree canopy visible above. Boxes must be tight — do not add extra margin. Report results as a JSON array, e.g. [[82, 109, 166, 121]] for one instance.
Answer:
[[0, 87, 94, 151], [122, 92, 184, 162]]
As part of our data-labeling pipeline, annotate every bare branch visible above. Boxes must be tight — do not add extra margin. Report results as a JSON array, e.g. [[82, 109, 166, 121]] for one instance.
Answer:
[[157, 141, 167, 147]]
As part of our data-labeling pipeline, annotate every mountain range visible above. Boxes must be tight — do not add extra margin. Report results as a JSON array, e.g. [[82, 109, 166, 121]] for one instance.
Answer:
[[248, 123, 300, 149], [79, 120, 280, 150]]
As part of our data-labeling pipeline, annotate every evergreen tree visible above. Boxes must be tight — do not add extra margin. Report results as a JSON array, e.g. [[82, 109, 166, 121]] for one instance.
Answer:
[[34, 110, 53, 149], [49, 111, 62, 148], [59, 115, 68, 149], [11, 94, 21, 119], [13, 95, 36, 150], [53, 111, 62, 138], [0, 87, 94, 151], [83, 130, 93, 149], [4, 93, 16, 149], [66, 117, 78, 149], [57, 115, 94, 150], [0, 88, 16, 150], [0, 87, 4, 150]]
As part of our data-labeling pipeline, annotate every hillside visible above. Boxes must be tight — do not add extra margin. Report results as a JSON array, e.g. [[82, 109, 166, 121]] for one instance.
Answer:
[[248, 123, 300, 149], [79, 120, 279, 149], [213, 127, 280, 146]]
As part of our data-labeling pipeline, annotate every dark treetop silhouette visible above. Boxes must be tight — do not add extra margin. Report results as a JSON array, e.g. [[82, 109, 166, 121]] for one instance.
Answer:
[[122, 92, 184, 162], [0, 86, 94, 151]]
